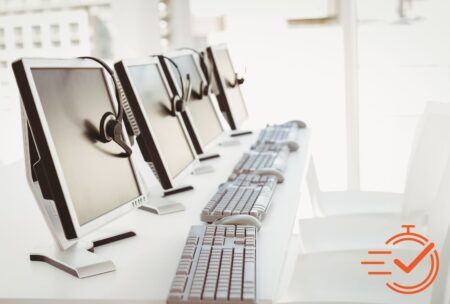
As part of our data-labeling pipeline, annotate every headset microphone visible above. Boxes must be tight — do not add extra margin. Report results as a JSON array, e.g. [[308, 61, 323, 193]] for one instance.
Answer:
[[78, 56, 138, 157]]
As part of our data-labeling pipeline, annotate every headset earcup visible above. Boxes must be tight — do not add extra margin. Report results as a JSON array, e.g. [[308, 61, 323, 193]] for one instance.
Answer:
[[170, 96, 178, 115], [99, 111, 116, 142], [203, 83, 210, 96], [175, 97, 185, 113]]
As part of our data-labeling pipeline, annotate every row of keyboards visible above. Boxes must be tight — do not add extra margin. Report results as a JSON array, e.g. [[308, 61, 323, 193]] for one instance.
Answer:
[[167, 121, 303, 304]]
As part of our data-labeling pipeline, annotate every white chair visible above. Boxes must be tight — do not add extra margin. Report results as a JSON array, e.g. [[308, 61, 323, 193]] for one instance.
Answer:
[[278, 150, 450, 304], [307, 102, 448, 219], [299, 102, 450, 253], [279, 229, 450, 304]]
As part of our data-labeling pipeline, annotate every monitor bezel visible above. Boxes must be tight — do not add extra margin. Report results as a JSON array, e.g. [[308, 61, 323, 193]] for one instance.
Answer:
[[14, 58, 147, 244], [207, 44, 249, 130], [165, 49, 226, 147], [115, 56, 199, 189]]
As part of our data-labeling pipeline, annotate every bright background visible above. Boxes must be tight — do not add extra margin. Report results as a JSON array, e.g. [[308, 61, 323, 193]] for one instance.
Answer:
[[1, 0, 450, 194]]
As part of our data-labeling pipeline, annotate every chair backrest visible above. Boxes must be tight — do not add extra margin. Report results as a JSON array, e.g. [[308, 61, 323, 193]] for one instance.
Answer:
[[306, 158, 323, 216], [428, 153, 450, 247], [402, 101, 450, 218], [430, 227, 450, 304], [425, 152, 450, 304]]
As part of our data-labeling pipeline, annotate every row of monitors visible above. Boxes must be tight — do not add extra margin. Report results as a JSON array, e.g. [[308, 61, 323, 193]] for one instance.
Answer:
[[13, 45, 248, 249]]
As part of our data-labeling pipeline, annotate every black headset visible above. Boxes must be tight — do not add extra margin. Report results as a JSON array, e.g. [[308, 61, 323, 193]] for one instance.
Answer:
[[208, 47, 245, 88], [178, 47, 212, 97], [229, 72, 245, 88], [78, 56, 136, 157], [156, 55, 192, 115]]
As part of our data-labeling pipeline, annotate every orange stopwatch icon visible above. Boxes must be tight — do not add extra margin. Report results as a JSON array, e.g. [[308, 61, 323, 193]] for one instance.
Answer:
[[361, 225, 439, 295]]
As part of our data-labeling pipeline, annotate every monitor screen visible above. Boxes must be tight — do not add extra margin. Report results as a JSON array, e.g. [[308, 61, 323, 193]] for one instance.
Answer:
[[170, 54, 223, 146], [214, 48, 248, 127], [127, 63, 196, 179], [31, 68, 141, 226]]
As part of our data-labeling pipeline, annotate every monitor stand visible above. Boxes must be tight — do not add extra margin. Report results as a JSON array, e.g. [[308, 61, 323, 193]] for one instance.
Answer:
[[230, 130, 253, 137], [219, 129, 253, 146], [192, 164, 215, 175], [198, 152, 220, 161], [139, 184, 192, 215], [219, 138, 241, 147], [30, 230, 136, 279]]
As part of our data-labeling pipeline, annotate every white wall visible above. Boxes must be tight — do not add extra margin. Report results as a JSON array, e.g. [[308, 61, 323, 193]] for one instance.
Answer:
[[110, 0, 162, 58]]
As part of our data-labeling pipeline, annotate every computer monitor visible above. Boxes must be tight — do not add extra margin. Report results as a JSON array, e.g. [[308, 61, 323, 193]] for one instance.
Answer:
[[115, 57, 197, 205], [207, 44, 249, 130], [160, 51, 224, 158], [13, 58, 147, 278]]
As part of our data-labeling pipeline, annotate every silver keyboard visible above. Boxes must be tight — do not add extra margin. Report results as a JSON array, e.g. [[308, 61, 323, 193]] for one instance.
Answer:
[[256, 125, 298, 145], [250, 142, 286, 153], [229, 147, 289, 181], [167, 225, 257, 304], [201, 174, 277, 223]]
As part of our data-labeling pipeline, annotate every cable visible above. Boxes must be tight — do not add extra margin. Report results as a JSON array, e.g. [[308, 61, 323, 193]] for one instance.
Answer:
[[78, 57, 124, 121], [156, 55, 185, 101], [155, 54, 192, 113]]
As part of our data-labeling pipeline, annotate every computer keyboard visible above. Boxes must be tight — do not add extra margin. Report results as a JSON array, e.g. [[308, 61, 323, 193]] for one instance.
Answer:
[[167, 224, 257, 304], [250, 142, 286, 153], [256, 124, 298, 145], [201, 174, 277, 223], [229, 147, 289, 180]]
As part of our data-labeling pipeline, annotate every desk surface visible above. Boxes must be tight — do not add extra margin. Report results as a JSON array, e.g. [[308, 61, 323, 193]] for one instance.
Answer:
[[0, 129, 310, 304]]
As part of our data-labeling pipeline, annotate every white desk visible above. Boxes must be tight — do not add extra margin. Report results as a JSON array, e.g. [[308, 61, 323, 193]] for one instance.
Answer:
[[0, 129, 310, 304]]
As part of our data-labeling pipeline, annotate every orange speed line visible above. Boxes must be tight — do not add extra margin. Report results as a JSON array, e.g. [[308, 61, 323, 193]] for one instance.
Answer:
[[361, 261, 385, 265]]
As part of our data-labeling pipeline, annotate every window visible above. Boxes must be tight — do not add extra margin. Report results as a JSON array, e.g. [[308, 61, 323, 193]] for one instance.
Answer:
[[158, 0, 170, 50], [357, 0, 450, 191], [32, 25, 42, 48], [32, 25, 41, 35], [69, 22, 80, 46], [14, 26, 23, 49], [69, 22, 79, 33], [50, 24, 61, 47], [0, 28, 5, 50]]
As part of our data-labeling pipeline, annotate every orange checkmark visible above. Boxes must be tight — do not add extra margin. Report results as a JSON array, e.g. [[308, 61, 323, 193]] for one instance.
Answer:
[[394, 242, 435, 274]]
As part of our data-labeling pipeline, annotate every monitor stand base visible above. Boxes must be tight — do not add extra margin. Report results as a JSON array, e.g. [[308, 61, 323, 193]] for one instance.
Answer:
[[163, 185, 194, 196], [219, 138, 241, 147], [230, 130, 253, 137], [198, 152, 220, 162], [30, 230, 136, 279], [140, 192, 187, 215], [192, 164, 215, 175]]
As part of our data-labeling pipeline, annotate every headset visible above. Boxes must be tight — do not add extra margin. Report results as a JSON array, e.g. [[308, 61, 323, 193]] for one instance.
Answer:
[[156, 55, 192, 115], [178, 47, 214, 98], [228, 72, 245, 88], [181, 47, 245, 93], [78, 56, 140, 157]]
